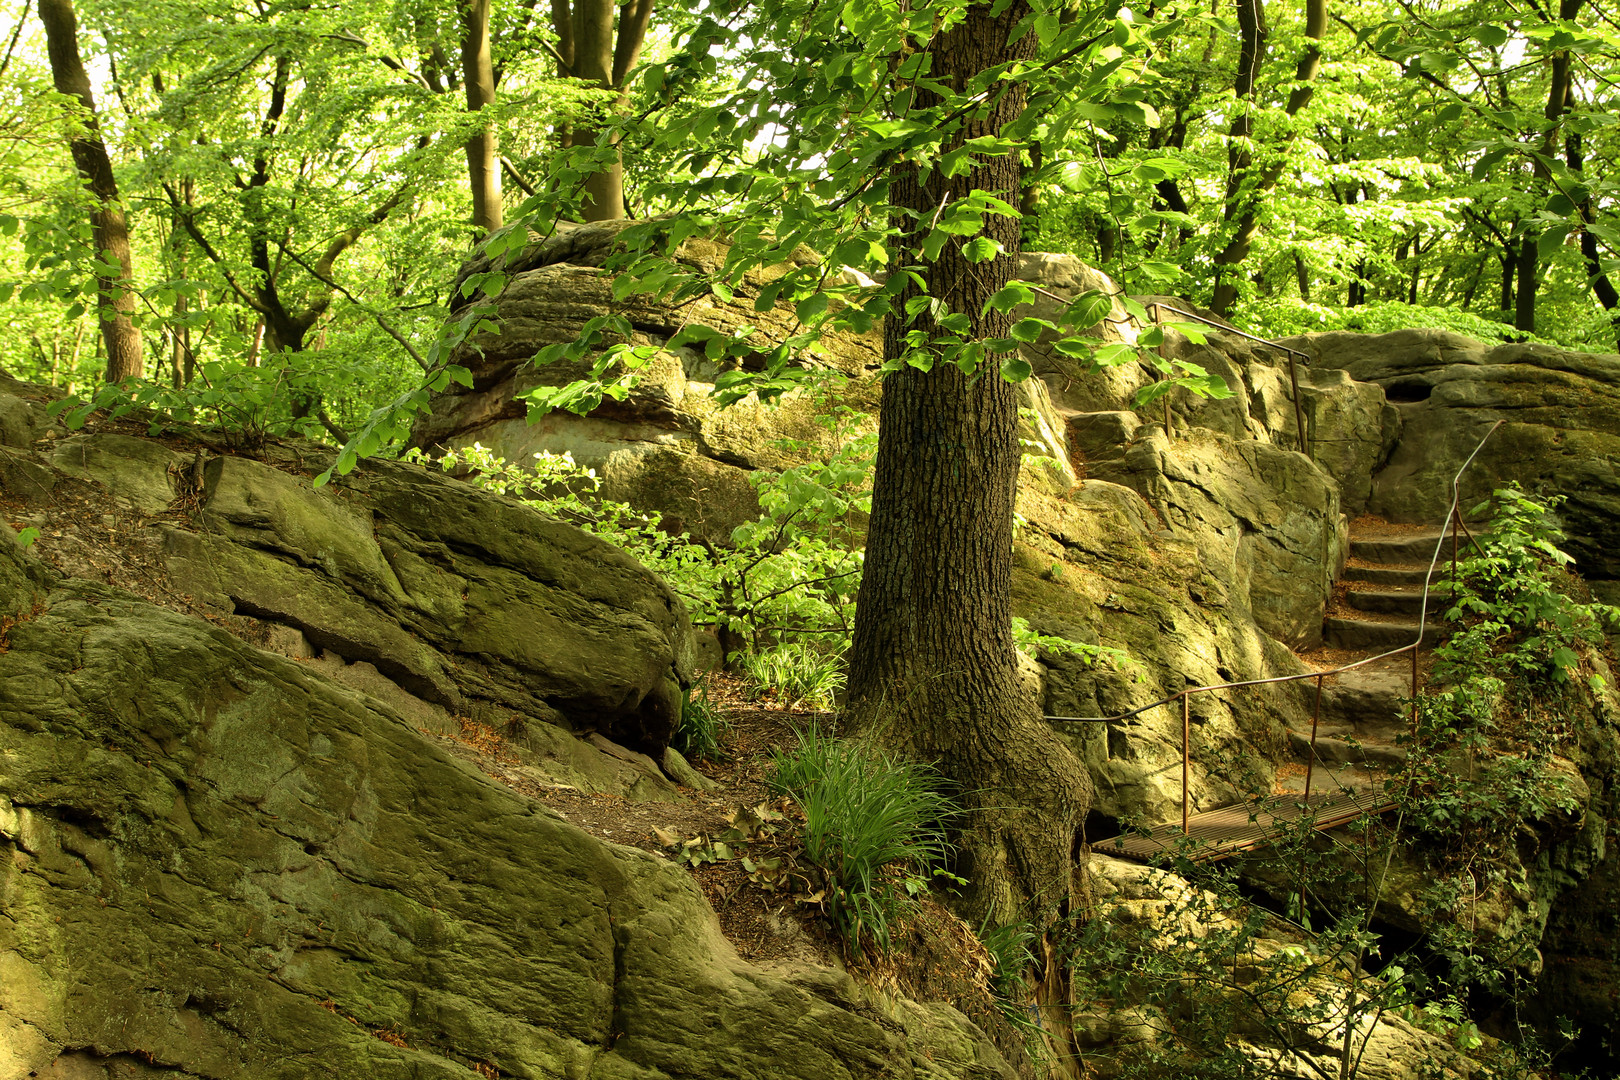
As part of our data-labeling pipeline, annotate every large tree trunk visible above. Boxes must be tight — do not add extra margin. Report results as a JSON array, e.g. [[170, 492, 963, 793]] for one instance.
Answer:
[[39, 0, 142, 382], [845, 0, 1090, 928], [461, 0, 502, 233]]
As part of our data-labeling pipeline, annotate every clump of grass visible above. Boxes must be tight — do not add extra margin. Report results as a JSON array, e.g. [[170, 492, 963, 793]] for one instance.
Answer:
[[735, 641, 846, 710], [673, 675, 729, 762], [768, 725, 959, 955]]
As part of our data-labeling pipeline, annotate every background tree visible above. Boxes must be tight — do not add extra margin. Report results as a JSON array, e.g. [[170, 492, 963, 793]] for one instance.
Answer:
[[38, 0, 139, 380], [463, 0, 502, 233], [549, 0, 656, 219]]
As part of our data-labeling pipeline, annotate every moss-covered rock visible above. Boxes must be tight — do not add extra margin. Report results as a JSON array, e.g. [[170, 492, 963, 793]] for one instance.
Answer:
[[0, 494, 1012, 1080]]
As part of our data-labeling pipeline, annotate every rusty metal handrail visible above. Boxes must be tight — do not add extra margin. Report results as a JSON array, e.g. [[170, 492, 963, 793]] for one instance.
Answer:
[[1045, 420, 1504, 836], [1146, 302, 1311, 457]]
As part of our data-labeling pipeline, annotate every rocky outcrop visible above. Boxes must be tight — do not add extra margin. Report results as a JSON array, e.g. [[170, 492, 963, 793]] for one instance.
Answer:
[[413, 221, 881, 544], [1286, 328, 1620, 579], [0, 541, 1009, 1078], [1069, 421, 1346, 648], [1076, 856, 1487, 1080], [0, 379, 1016, 1079], [1010, 481, 1304, 826], [25, 421, 692, 758], [408, 234, 1370, 824]]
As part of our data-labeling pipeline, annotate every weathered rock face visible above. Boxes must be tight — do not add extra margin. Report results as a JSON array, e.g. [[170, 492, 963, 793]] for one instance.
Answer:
[[1011, 482, 1304, 825], [0, 380, 1016, 1079], [1069, 422, 1347, 649], [414, 221, 882, 544], [0, 544, 1008, 1079], [1285, 328, 1620, 579], [25, 421, 692, 758]]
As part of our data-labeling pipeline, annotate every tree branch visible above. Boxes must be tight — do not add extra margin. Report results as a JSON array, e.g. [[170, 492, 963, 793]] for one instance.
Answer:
[[276, 242, 432, 372]]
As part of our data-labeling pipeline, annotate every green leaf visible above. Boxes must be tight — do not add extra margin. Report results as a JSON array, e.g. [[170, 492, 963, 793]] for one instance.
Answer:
[[1538, 226, 1570, 258], [1000, 355, 1033, 382], [1472, 145, 1511, 181], [795, 293, 830, 323], [963, 236, 1002, 263], [1064, 290, 1114, 329], [984, 281, 1035, 315], [1009, 317, 1050, 343], [1093, 343, 1138, 367]]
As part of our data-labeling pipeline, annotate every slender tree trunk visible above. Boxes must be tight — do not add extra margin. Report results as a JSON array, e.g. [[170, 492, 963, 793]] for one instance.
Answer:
[[1210, 0, 1325, 316], [39, 0, 142, 382], [1498, 246, 1517, 315], [846, 0, 1090, 927], [573, 0, 621, 220], [461, 0, 502, 233], [554, 0, 653, 221], [1566, 98, 1620, 348], [1516, 233, 1539, 333], [1516, 0, 1585, 335], [1347, 260, 1366, 307]]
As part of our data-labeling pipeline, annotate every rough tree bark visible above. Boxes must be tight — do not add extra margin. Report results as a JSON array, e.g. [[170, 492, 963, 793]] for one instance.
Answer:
[[845, 0, 1091, 927], [39, 0, 142, 382], [461, 0, 502, 233]]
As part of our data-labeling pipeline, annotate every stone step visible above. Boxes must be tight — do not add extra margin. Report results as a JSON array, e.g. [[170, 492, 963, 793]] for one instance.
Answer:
[[1317, 663, 1412, 728], [1348, 531, 1450, 565], [1344, 588, 1453, 617], [1323, 617, 1442, 651], [1341, 564, 1434, 587], [1289, 729, 1408, 770]]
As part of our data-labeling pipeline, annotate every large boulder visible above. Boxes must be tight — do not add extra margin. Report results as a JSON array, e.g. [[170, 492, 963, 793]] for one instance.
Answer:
[[26, 429, 693, 759], [0, 534, 1012, 1078]]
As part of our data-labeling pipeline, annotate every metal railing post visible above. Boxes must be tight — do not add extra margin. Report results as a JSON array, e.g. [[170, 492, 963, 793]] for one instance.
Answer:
[[1286, 351, 1308, 456], [1182, 695, 1191, 835], [1149, 303, 1172, 439], [1304, 673, 1323, 802]]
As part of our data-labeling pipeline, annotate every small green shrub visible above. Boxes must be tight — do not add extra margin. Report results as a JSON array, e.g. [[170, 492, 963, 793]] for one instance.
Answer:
[[674, 676, 730, 762], [1397, 485, 1620, 988], [736, 641, 846, 710], [768, 726, 959, 955]]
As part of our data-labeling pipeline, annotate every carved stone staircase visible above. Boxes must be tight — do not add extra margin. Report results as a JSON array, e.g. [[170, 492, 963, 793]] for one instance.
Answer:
[[1278, 523, 1458, 796]]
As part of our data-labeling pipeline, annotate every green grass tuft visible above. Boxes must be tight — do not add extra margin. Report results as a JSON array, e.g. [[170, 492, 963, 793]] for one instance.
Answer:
[[768, 725, 958, 955]]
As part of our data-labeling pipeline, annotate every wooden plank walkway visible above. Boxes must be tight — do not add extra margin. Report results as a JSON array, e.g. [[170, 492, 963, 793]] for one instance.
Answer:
[[1092, 789, 1398, 864]]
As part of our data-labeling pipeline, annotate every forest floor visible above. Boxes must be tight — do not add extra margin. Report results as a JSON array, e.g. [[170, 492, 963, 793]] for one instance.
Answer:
[[436, 673, 1018, 1049]]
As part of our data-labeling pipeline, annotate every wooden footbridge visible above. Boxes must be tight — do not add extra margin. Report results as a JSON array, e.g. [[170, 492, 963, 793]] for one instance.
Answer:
[[1091, 789, 1398, 865]]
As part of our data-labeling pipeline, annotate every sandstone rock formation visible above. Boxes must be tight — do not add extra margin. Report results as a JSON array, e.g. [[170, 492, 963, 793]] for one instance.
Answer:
[[412, 227, 1366, 824], [1285, 328, 1620, 581], [34, 420, 692, 759], [0, 380, 1015, 1078]]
